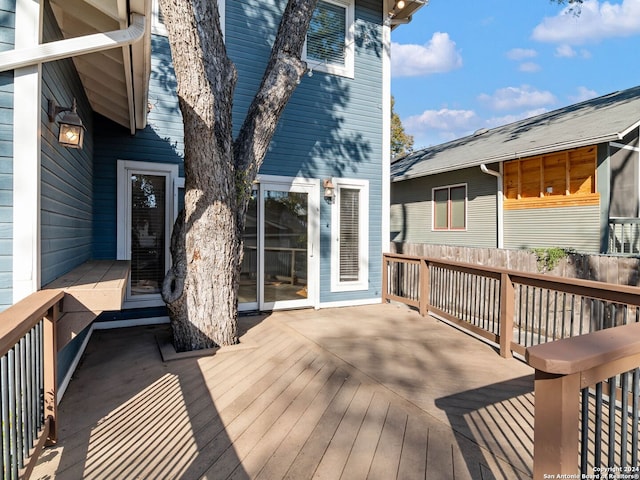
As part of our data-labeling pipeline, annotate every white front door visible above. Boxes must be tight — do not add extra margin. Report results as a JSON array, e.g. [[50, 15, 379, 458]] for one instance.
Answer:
[[239, 176, 320, 311], [117, 160, 179, 308]]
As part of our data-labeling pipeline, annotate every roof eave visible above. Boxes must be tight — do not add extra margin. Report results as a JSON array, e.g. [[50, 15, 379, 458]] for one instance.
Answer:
[[392, 132, 622, 182]]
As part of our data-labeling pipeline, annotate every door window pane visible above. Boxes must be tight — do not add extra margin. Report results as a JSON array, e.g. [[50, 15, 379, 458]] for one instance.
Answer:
[[240, 193, 258, 304], [263, 191, 308, 303], [130, 174, 166, 295]]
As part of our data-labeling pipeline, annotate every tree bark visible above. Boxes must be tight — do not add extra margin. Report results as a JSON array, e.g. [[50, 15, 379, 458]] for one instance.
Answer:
[[160, 0, 318, 350]]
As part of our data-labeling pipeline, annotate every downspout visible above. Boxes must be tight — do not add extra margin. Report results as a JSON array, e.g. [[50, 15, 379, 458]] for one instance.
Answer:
[[480, 164, 504, 248], [0, 13, 146, 72]]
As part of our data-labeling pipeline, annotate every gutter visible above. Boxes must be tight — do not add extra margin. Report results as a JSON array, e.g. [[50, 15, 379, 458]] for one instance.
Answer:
[[480, 164, 504, 249], [0, 13, 146, 72]]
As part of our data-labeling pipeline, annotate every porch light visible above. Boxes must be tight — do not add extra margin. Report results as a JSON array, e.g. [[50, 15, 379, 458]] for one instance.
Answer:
[[47, 98, 85, 149], [323, 179, 335, 199]]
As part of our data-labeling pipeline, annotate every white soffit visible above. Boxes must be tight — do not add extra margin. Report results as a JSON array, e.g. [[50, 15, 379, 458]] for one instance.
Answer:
[[48, 0, 151, 133]]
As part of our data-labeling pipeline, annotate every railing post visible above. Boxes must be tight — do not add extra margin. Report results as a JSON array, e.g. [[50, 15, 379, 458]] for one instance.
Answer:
[[419, 259, 430, 317], [43, 301, 59, 445], [381, 255, 388, 304], [499, 272, 514, 358], [533, 370, 580, 479]]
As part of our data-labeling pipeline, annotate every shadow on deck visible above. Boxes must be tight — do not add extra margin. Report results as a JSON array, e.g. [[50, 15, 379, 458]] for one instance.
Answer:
[[33, 303, 535, 479]]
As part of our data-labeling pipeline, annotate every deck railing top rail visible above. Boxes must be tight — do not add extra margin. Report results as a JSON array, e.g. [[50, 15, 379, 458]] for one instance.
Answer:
[[526, 320, 640, 375], [384, 252, 640, 305], [0, 289, 63, 358]]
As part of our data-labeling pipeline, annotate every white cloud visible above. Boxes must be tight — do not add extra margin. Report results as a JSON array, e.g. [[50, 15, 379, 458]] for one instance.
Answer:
[[519, 62, 541, 72], [568, 86, 599, 102], [477, 85, 556, 111], [403, 108, 483, 145], [555, 44, 577, 57], [391, 32, 463, 78], [506, 48, 538, 60], [532, 0, 640, 45], [555, 44, 592, 58]]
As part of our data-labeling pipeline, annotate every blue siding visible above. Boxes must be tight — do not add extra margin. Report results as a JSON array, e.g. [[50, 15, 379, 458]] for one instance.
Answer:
[[227, 0, 384, 303], [0, 0, 13, 308], [94, 0, 384, 304], [40, 3, 93, 285], [92, 35, 184, 259]]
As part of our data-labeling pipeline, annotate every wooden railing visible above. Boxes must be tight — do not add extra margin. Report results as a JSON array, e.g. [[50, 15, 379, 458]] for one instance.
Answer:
[[527, 324, 640, 477], [0, 289, 63, 479], [383, 252, 640, 358], [609, 218, 640, 255], [382, 252, 640, 476]]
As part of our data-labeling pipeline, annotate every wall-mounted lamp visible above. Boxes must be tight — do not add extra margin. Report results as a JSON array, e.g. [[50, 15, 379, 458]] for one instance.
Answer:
[[323, 179, 335, 199], [47, 98, 85, 149]]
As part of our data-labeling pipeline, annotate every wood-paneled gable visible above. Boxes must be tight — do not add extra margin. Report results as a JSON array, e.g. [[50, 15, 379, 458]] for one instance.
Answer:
[[504, 146, 599, 210]]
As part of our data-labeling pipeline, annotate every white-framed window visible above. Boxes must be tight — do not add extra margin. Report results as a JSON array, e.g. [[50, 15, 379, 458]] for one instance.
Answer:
[[432, 184, 467, 231], [303, 0, 355, 79], [153, 0, 225, 38], [331, 178, 369, 291]]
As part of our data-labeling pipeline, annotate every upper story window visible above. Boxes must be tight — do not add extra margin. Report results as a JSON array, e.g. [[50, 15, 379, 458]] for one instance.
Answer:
[[153, 0, 225, 38], [304, 0, 355, 79], [433, 184, 466, 231]]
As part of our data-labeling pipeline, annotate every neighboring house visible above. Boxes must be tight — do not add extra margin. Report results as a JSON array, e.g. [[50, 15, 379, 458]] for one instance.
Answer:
[[390, 85, 640, 255], [0, 0, 423, 389]]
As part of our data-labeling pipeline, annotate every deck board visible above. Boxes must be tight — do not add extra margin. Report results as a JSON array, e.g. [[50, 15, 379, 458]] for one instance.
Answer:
[[32, 304, 535, 479]]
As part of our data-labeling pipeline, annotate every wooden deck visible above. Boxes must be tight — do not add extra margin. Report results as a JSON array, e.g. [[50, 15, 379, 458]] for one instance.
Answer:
[[32, 303, 535, 479]]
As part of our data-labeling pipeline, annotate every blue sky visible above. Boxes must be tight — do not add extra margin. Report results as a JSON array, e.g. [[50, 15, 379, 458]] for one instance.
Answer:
[[390, 0, 640, 149]]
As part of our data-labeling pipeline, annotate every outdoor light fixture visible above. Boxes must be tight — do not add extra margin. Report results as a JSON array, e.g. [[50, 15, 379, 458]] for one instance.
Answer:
[[323, 179, 335, 199], [47, 98, 85, 149], [394, 0, 406, 9]]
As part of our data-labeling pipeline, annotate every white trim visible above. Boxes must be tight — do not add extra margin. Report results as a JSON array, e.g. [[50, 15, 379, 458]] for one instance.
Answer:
[[381, 19, 391, 252], [330, 178, 369, 292], [256, 175, 321, 310], [13, 0, 43, 302], [0, 14, 146, 72], [610, 141, 640, 153], [117, 160, 179, 308], [319, 297, 381, 309], [303, 0, 355, 79], [152, 0, 225, 39], [431, 183, 468, 232]]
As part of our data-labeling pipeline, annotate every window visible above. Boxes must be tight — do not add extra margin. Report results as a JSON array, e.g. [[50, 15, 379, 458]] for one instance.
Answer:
[[153, 0, 225, 38], [433, 184, 466, 230], [331, 179, 369, 291], [304, 0, 354, 78]]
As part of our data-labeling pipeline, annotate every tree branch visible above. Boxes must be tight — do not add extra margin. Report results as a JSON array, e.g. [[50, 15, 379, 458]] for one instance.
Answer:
[[233, 0, 319, 214]]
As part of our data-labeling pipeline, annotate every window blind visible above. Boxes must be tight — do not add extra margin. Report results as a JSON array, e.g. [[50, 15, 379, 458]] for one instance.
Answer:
[[339, 188, 359, 282], [307, 0, 346, 66]]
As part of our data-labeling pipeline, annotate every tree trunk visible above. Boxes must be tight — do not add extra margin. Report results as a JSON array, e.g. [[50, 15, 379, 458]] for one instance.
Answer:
[[160, 0, 318, 350]]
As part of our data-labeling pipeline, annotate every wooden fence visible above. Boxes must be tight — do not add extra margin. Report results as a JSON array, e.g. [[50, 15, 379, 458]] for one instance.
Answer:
[[391, 242, 640, 286]]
